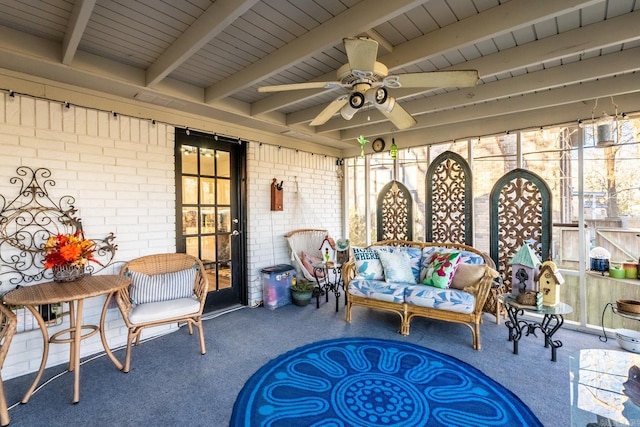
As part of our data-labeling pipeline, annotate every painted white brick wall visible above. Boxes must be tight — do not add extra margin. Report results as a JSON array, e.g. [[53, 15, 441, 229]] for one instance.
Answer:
[[0, 93, 343, 380], [0, 93, 177, 380], [245, 144, 343, 306]]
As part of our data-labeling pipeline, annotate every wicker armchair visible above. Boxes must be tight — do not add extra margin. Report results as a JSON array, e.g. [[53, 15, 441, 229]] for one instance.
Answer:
[[115, 253, 208, 373], [0, 304, 17, 426]]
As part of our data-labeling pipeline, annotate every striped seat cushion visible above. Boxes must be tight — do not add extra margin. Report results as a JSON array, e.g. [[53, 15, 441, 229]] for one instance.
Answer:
[[128, 267, 197, 305]]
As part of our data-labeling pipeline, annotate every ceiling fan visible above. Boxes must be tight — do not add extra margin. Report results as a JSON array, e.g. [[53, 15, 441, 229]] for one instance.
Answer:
[[258, 37, 479, 130]]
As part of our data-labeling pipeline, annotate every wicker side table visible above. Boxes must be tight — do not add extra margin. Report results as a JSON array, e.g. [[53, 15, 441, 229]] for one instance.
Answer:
[[2, 275, 130, 404]]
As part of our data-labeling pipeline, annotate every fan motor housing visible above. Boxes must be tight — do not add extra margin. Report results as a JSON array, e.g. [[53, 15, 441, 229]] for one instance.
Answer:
[[337, 62, 388, 86]]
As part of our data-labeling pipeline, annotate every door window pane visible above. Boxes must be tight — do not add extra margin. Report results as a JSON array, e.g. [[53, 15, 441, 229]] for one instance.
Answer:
[[200, 149, 215, 175], [200, 178, 215, 204], [216, 179, 230, 205], [182, 176, 198, 204], [181, 145, 198, 174], [201, 209, 216, 233], [217, 151, 230, 177], [217, 209, 231, 233], [183, 208, 198, 234], [201, 236, 216, 263], [186, 236, 199, 258]]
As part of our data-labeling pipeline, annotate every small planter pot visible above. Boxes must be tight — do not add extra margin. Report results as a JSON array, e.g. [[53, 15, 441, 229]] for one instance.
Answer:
[[291, 291, 313, 306]]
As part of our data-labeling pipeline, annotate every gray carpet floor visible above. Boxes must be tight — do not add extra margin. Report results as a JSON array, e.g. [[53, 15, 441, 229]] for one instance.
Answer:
[[3, 298, 622, 426]]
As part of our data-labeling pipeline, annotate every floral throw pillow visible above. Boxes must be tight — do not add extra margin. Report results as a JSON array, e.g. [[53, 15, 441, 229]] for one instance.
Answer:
[[422, 252, 462, 289], [378, 250, 416, 284]]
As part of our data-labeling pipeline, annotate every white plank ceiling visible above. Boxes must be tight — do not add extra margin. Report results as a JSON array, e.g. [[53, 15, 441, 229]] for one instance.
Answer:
[[0, 0, 639, 152]]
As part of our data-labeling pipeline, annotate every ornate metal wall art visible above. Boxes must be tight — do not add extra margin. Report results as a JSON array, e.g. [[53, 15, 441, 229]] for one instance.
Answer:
[[376, 180, 413, 241], [426, 152, 473, 245], [489, 168, 552, 291], [0, 167, 117, 296]]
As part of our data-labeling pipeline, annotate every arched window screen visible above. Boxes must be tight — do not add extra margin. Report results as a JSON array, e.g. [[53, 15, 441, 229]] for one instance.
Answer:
[[425, 151, 473, 245], [376, 180, 413, 241]]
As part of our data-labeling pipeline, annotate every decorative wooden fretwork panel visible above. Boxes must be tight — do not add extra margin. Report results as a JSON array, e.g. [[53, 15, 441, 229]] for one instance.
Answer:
[[489, 168, 552, 292], [376, 180, 413, 241], [0, 166, 118, 296], [426, 151, 473, 245]]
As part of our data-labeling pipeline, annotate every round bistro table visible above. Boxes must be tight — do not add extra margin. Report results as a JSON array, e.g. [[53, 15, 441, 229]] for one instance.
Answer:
[[2, 275, 130, 404]]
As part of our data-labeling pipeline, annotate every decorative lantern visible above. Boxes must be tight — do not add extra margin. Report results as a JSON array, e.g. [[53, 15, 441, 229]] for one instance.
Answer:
[[389, 138, 398, 159], [590, 96, 619, 148]]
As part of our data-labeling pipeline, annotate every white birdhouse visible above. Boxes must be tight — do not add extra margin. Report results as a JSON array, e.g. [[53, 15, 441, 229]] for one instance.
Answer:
[[319, 236, 336, 263], [538, 260, 564, 306]]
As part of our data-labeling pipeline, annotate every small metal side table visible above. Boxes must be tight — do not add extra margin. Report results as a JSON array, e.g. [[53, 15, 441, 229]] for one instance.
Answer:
[[312, 262, 343, 312], [499, 294, 573, 362]]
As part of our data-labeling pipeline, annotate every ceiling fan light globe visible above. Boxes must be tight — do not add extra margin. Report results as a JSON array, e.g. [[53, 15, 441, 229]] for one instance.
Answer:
[[365, 87, 388, 105], [349, 92, 365, 109], [340, 104, 358, 120], [375, 96, 395, 113]]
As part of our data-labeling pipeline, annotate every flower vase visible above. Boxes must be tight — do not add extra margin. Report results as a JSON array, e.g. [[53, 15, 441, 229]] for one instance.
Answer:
[[52, 265, 86, 282]]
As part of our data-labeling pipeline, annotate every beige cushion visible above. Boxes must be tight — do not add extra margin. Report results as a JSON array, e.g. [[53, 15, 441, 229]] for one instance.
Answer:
[[450, 263, 486, 290], [129, 296, 200, 324]]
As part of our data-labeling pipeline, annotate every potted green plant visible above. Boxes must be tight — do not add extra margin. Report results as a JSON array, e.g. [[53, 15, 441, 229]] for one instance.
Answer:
[[290, 280, 316, 306]]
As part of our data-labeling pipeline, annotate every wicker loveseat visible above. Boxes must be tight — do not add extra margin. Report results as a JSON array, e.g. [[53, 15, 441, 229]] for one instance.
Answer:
[[342, 240, 499, 350]]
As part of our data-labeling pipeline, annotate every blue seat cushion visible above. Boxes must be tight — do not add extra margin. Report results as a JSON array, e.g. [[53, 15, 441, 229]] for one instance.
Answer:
[[348, 278, 408, 304], [404, 286, 475, 314]]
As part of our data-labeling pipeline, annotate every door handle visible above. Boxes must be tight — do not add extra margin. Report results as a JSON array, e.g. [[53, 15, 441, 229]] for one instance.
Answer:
[[231, 230, 240, 236]]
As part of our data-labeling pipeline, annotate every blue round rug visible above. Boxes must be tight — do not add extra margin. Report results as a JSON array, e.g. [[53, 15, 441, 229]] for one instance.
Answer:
[[230, 337, 542, 426]]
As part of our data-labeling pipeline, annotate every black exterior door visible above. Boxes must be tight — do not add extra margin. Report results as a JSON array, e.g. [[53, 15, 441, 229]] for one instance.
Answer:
[[175, 128, 247, 311]]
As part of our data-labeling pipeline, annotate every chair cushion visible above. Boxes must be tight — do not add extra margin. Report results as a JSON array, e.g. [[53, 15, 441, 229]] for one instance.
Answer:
[[348, 278, 408, 303], [301, 251, 324, 278], [128, 267, 197, 305], [378, 250, 416, 284], [129, 296, 201, 324], [404, 286, 475, 314]]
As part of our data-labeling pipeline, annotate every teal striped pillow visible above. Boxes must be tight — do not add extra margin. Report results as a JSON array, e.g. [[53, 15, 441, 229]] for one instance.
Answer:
[[128, 267, 197, 305]]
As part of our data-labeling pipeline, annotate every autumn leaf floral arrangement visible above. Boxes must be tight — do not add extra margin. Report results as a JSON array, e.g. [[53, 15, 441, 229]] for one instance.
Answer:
[[44, 231, 102, 279]]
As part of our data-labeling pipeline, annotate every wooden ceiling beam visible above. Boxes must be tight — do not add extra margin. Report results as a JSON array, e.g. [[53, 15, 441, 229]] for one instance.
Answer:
[[252, 0, 602, 116], [62, 0, 97, 65], [205, 0, 428, 102], [146, 0, 260, 87]]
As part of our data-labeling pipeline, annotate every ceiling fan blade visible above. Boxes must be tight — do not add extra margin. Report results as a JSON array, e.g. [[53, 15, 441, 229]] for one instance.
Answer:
[[344, 37, 378, 72], [309, 95, 349, 126], [376, 98, 417, 130], [257, 81, 342, 93], [393, 70, 479, 88]]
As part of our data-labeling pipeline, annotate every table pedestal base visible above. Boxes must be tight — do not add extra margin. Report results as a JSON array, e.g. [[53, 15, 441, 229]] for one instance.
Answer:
[[312, 264, 344, 313], [504, 304, 565, 362]]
